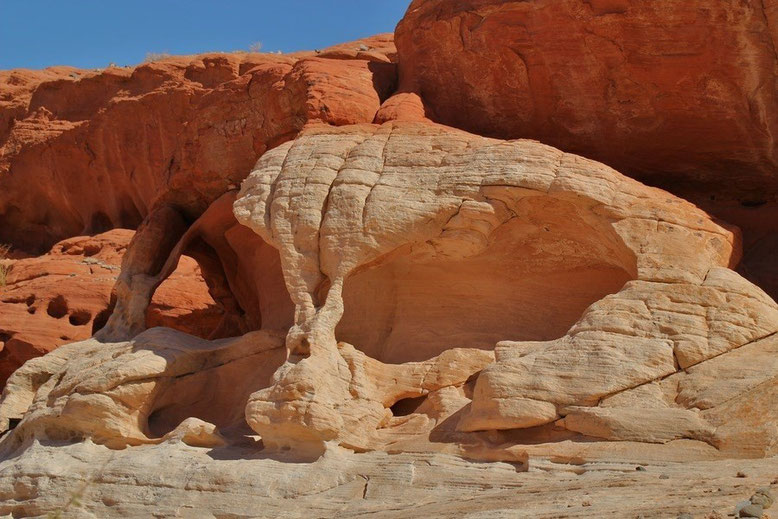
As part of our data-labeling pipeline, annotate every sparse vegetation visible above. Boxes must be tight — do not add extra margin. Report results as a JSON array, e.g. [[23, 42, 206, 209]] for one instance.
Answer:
[[144, 51, 172, 63], [249, 41, 263, 53], [0, 244, 11, 288]]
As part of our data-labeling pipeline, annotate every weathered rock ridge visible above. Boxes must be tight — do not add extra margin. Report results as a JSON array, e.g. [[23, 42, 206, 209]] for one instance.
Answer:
[[0, 35, 396, 253]]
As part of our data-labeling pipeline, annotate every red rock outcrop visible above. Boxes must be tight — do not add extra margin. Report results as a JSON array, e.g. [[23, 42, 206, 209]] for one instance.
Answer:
[[0, 230, 220, 385], [395, 0, 778, 196], [0, 11, 778, 515], [0, 37, 396, 254]]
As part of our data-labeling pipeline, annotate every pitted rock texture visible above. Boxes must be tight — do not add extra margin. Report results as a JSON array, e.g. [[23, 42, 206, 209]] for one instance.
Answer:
[[0, 230, 219, 386]]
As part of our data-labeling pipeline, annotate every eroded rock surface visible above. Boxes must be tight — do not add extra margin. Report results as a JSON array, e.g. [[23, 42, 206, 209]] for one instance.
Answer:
[[0, 37, 396, 253], [1, 9, 778, 518], [97, 192, 294, 343], [0, 230, 219, 386], [5, 122, 772, 468], [0, 36, 396, 376], [1, 440, 777, 518], [0, 328, 287, 450], [233, 122, 778, 456], [395, 0, 778, 198]]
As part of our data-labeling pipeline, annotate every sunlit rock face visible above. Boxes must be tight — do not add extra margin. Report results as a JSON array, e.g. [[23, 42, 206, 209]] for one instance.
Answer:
[[230, 121, 776, 455], [1, 6, 778, 517], [0, 35, 397, 254], [393, 0, 778, 301], [6, 121, 773, 469], [395, 0, 778, 198]]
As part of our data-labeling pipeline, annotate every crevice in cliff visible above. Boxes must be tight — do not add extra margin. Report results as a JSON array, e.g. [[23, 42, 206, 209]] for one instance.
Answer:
[[587, 329, 778, 410]]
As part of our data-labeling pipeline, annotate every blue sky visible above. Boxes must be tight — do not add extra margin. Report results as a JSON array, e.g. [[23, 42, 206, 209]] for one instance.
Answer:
[[0, 1, 410, 70]]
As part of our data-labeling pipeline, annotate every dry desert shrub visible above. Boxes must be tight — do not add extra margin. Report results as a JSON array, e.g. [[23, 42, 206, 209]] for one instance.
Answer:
[[0, 244, 11, 287], [144, 51, 172, 63]]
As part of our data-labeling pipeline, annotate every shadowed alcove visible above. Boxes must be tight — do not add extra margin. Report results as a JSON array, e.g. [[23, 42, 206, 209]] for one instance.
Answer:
[[337, 195, 638, 362]]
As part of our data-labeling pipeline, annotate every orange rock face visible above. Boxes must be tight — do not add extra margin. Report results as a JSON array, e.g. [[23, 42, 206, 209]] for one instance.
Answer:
[[395, 0, 778, 196], [0, 38, 396, 253], [0, 37, 396, 383], [0, 230, 220, 385]]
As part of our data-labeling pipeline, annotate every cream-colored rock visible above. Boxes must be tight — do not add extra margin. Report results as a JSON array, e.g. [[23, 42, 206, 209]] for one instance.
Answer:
[[93, 191, 296, 349], [161, 417, 226, 448], [0, 439, 776, 518], [3, 13, 778, 517], [246, 343, 493, 451], [0, 328, 286, 450], [596, 333, 778, 457], [1, 122, 776, 492], [463, 272, 778, 434], [558, 407, 715, 445], [231, 121, 775, 453]]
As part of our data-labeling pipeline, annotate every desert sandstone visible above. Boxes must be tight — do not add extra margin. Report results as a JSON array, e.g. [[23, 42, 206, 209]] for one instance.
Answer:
[[0, 3, 776, 518]]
